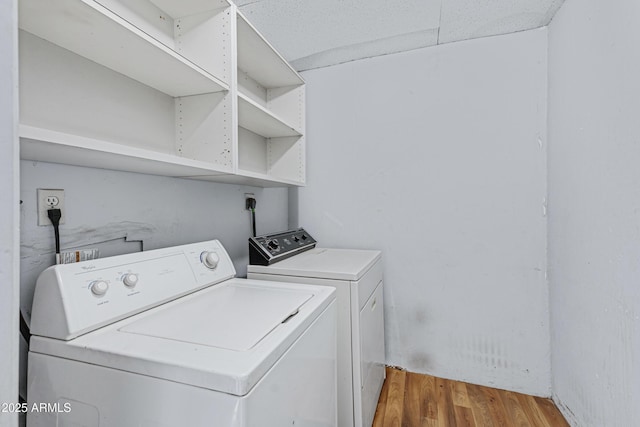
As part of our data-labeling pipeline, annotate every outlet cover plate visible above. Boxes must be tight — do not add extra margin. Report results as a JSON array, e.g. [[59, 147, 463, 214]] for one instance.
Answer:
[[37, 188, 65, 226]]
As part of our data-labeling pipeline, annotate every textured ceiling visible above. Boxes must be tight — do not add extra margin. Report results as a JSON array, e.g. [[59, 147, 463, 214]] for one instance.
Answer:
[[236, 0, 565, 71]]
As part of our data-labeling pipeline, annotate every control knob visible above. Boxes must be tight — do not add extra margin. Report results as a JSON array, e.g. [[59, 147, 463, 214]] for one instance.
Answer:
[[267, 240, 279, 250], [122, 273, 139, 288], [201, 251, 220, 269], [90, 280, 109, 296]]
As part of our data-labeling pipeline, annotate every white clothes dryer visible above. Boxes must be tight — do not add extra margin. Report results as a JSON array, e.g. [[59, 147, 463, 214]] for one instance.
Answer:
[[27, 240, 337, 427], [247, 229, 385, 427]]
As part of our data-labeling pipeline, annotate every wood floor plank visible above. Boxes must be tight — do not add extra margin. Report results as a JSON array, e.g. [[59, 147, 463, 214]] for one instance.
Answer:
[[373, 367, 392, 427], [383, 368, 407, 427], [435, 377, 457, 427], [402, 372, 424, 427], [421, 414, 439, 427], [465, 383, 495, 427], [421, 374, 438, 424], [450, 380, 472, 408], [516, 394, 552, 427], [500, 390, 535, 426], [534, 396, 571, 427], [482, 385, 510, 427], [372, 368, 570, 427], [454, 405, 476, 427]]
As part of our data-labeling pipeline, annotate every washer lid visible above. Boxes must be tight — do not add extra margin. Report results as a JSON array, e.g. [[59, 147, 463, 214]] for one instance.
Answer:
[[120, 284, 312, 351], [248, 248, 382, 281], [29, 279, 335, 396]]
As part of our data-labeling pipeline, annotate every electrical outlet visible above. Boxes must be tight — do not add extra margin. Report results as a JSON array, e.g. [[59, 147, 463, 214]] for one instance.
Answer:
[[245, 193, 255, 210], [37, 189, 65, 226]]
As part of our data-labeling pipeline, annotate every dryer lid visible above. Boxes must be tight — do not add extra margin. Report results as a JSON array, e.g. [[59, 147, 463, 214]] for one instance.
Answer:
[[120, 283, 312, 351], [248, 248, 382, 281]]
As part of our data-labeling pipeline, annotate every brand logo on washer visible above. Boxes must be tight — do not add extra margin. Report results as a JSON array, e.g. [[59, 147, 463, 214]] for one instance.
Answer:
[[81, 265, 96, 271]]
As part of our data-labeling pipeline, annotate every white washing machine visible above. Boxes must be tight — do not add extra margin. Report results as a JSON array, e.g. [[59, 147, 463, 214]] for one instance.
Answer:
[[27, 240, 337, 427], [247, 230, 385, 427]]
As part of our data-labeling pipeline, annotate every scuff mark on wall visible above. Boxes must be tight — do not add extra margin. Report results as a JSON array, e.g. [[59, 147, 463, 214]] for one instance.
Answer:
[[449, 334, 514, 374], [408, 352, 434, 372]]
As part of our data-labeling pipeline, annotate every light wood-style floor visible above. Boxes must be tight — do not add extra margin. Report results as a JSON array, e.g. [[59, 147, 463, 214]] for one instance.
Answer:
[[373, 367, 570, 427]]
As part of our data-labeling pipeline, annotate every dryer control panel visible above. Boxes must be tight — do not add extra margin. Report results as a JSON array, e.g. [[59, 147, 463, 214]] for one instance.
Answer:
[[249, 228, 317, 266]]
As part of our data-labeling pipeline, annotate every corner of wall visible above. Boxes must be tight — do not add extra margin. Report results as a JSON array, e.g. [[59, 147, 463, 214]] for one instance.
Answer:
[[552, 393, 580, 427], [0, 0, 21, 419]]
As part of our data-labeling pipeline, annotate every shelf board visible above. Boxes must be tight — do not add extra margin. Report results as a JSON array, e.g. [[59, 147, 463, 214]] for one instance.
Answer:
[[19, 0, 229, 97], [238, 93, 302, 138], [19, 126, 304, 187], [149, 0, 229, 18], [19, 125, 229, 178], [237, 11, 304, 89], [189, 169, 304, 187], [237, 169, 305, 187]]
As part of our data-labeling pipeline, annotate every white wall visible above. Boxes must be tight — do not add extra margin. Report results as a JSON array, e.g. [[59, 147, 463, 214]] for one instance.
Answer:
[[20, 162, 289, 322], [548, 0, 640, 425], [0, 0, 20, 425], [298, 28, 551, 395]]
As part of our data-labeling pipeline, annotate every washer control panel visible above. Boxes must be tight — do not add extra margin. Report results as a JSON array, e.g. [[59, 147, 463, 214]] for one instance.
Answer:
[[249, 228, 317, 266], [30, 240, 236, 340]]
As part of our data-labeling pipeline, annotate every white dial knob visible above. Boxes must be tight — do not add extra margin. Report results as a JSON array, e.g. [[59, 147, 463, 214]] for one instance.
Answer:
[[201, 251, 220, 269], [90, 280, 109, 296], [122, 273, 139, 288]]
